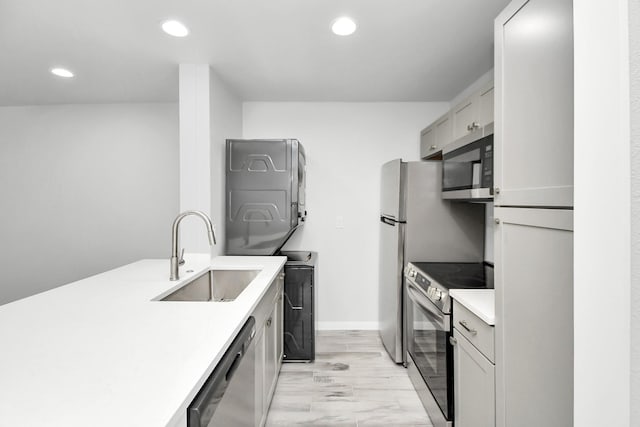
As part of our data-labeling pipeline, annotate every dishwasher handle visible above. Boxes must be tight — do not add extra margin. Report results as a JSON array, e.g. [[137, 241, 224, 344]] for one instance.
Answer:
[[225, 351, 243, 382], [187, 317, 256, 427]]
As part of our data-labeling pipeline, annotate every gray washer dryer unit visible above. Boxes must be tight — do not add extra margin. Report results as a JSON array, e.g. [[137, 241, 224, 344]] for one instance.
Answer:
[[225, 139, 306, 256]]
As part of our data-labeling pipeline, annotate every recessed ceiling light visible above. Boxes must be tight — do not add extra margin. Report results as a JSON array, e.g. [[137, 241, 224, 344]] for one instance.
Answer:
[[50, 68, 74, 78], [331, 17, 357, 36], [162, 20, 189, 37]]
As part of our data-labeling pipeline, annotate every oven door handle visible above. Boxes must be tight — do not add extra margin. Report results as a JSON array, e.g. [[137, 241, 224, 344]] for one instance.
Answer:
[[406, 281, 450, 332]]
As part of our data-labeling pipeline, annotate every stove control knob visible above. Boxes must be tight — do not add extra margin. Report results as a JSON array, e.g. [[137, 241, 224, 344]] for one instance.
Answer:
[[408, 270, 416, 278], [434, 290, 443, 301]]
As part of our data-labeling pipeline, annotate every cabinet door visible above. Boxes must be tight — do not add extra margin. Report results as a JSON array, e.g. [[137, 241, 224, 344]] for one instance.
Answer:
[[420, 123, 437, 159], [478, 81, 494, 128], [453, 329, 495, 427], [254, 327, 266, 427], [452, 95, 479, 140], [264, 306, 277, 401], [494, 0, 573, 207], [434, 112, 453, 152], [494, 207, 573, 427], [276, 276, 284, 363]]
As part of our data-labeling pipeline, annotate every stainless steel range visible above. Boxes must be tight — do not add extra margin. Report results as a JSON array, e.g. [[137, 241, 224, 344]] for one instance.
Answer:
[[404, 261, 494, 427]]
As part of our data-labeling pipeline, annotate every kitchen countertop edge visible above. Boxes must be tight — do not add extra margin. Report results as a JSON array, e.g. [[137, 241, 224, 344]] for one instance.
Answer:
[[449, 289, 495, 326]]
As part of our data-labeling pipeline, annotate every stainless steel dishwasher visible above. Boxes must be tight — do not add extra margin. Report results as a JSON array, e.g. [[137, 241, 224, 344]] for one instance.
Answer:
[[188, 317, 256, 427]]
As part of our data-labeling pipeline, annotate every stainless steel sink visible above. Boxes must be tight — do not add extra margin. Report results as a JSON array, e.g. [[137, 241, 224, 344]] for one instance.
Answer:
[[160, 269, 261, 302]]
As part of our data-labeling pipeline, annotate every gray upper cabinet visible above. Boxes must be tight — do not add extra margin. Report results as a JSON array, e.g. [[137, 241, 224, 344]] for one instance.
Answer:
[[494, 207, 573, 427], [420, 112, 452, 159], [478, 83, 495, 130], [434, 113, 453, 151], [494, 0, 574, 207], [452, 80, 495, 141], [452, 96, 476, 140], [421, 80, 493, 160], [419, 121, 437, 159]]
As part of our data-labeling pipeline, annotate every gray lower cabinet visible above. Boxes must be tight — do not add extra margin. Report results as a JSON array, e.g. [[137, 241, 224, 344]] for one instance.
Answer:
[[453, 330, 495, 427], [494, 207, 573, 427], [264, 301, 280, 402], [254, 269, 285, 427], [255, 327, 265, 427], [452, 301, 495, 427]]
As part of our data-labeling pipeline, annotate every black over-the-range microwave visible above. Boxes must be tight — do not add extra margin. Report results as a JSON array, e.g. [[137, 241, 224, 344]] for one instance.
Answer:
[[441, 133, 493, 200]]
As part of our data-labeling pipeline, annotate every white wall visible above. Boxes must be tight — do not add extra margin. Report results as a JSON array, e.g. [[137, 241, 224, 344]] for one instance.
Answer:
[[209, 70, 243, 256], [0, 103, 179, 305], [243, 102, 447, 329], [574, 1, 631, 426], [630, 0, 640, 423], [178, 65, 242, 258]]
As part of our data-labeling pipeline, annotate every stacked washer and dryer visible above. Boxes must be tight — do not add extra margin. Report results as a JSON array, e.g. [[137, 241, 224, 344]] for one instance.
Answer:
[[225, 138, 315, 361]]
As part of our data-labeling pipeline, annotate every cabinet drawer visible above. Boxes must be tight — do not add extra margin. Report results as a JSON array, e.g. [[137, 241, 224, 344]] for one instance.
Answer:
[[453, 300, 494, 362]]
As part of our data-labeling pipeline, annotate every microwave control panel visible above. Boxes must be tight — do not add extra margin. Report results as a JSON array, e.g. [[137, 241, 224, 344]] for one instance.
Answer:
[[482, 142, 493, 189]]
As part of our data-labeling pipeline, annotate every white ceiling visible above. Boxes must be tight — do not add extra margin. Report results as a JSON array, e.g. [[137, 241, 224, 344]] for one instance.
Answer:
[[0, 0, 511, 105]]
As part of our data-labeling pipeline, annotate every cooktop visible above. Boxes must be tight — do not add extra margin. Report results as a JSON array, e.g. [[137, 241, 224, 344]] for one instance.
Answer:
[[405, 262, 494, 314], [410, 262, 494, 290]]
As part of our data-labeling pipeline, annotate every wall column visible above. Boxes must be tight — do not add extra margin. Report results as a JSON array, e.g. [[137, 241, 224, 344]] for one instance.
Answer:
[[178, 64, 212, 255]]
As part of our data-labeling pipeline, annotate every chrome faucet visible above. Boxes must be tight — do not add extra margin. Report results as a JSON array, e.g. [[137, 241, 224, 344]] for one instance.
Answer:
[[170, 210, 216, 281]]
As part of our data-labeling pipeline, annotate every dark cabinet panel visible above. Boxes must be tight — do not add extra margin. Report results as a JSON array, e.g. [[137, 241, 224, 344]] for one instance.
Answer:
[[281, 252, 316, 361]]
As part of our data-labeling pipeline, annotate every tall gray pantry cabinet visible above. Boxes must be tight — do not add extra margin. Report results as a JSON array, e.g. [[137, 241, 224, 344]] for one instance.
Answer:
[[494, 1, 574, 427]]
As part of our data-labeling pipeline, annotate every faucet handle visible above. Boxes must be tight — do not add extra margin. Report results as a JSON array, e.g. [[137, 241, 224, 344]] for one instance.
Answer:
[[178, 248, 185, 266]]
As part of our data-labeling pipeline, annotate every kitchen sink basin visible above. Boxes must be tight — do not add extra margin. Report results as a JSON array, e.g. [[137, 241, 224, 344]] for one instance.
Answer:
[[159, 269, 261, 302]]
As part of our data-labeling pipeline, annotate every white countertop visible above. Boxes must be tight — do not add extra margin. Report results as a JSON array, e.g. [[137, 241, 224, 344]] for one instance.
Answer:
[[0, 254, 286, 427], [450, 289, 495, 325]]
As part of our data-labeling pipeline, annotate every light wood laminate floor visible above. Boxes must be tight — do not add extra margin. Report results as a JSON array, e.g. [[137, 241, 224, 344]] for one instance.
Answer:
[[266, 330, 433, 426]]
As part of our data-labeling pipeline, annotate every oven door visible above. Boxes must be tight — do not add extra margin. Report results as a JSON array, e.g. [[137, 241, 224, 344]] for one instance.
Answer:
[[405, 280, 453, 423]]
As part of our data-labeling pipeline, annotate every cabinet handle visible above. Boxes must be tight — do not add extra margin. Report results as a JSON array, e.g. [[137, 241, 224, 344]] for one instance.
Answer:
[[449, 336, 457, 346], [430, 145, 437, 150], [495, 218, 500, 224], [266, 317, 272, 327], [466, 124, 473, 131], [494, 187, 501, 194], [458, 320, 477, 335], [472, 121, 481, 129]]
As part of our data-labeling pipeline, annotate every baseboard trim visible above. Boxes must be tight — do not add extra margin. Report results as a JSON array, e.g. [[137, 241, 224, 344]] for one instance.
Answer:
[[317, 321, 380, 331]]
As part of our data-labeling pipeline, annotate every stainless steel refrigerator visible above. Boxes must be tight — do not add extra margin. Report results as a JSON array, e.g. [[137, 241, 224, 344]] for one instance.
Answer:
[[378, 159, 485, 364]]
